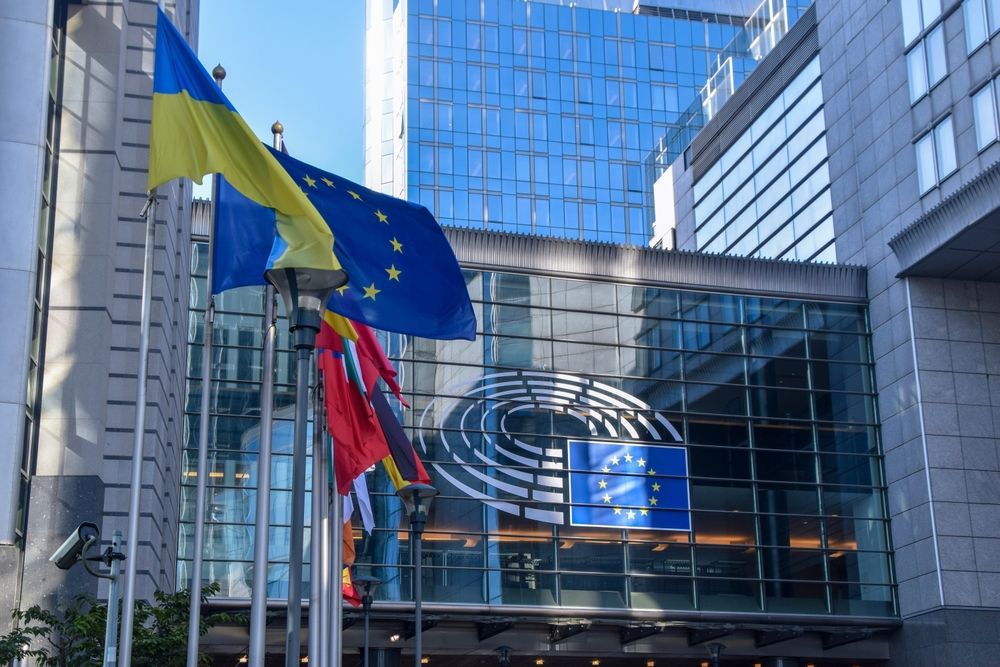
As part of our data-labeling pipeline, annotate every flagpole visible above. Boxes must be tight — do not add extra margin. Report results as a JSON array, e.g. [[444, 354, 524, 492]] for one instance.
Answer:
[[309, 364, 324, 665], [321, 398, 334, 667], [118, 186, 157, 667], [331, 403, 343, 667], [181, 63, 227, 667], [247, 122, 284, 667]]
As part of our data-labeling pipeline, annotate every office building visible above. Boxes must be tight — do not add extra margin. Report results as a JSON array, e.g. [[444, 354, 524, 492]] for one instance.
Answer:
[[653, 0, 1000, 663], [362, 0, 813, 243], [0, 0, 197, 630]]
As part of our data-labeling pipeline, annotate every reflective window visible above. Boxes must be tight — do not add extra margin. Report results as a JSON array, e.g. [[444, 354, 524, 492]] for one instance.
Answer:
[[974, 79, 1000, 150], [692, 57, 833, 262], [916, 116, 956, 194], [902, 0, 943, 46], [180, 259, 891, 616], [965, 0, 1000, 52]]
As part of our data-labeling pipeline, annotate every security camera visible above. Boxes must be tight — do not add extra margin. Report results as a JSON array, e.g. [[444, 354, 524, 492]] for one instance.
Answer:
[[49, 522, 100, 570]]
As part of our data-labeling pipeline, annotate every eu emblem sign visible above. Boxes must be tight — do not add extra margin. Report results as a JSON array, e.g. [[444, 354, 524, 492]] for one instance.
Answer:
[[567, 440, 691, 531]]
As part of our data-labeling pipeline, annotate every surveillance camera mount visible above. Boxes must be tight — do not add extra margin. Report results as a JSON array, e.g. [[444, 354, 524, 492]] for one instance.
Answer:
[[50, 525, 126, 667]]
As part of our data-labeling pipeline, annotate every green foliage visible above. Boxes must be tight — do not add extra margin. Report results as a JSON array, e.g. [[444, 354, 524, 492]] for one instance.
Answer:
[[0, 582, 244, 667]]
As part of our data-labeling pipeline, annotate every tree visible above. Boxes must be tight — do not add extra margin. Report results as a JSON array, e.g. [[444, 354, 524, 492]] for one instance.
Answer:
[[0, 582, 243, 666]]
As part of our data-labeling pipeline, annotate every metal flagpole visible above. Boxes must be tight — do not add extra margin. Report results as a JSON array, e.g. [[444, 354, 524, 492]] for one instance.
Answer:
[[247, 122, 284, 667], [331, 411, 343, 667], [184, 63, 227, 667], [118, 186, 157, 667], [320, 399, 333, 667], [309, 365, 324, 665]]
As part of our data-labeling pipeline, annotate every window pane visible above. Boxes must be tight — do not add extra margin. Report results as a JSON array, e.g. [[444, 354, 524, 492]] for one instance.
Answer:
[[916, 133, 936, 193], [921, 0, 942, 25], [925, 25, 947, 86], [989, 0, 1000, 32], [906, 43, 928, 102], [966, 0, 988, 52], [902, 0, 923, 44], [935, 116, 957, 178], [974, 85, 997, 149]]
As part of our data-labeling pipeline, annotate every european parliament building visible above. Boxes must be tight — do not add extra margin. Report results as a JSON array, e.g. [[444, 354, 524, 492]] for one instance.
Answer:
[[3, 1, 1000, 666]]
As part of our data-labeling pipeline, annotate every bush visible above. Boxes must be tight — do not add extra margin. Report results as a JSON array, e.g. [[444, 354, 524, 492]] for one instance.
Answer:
[[0, 582, 243, 666]]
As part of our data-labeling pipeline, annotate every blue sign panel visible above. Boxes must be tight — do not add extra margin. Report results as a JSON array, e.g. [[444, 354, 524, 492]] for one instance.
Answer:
[[567, 440, 690, 531]]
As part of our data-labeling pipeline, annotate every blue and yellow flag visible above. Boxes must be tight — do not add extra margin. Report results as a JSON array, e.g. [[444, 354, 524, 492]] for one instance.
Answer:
[[148, 8, 340, 274], [213, 149, 477, 341], [567, 440, 691, 531]]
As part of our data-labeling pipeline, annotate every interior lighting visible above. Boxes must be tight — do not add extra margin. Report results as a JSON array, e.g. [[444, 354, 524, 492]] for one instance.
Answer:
[[591, 661, 600, 666], [646, 661, 655, 667], [421, 658, 430, 664], [535, 660, 545, 666], [389, 633, 401, 642]]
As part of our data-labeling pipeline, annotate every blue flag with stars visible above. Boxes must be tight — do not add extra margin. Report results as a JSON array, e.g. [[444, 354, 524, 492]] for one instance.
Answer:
[[212, 145, 476, 340], [567, 440, 691, 531]]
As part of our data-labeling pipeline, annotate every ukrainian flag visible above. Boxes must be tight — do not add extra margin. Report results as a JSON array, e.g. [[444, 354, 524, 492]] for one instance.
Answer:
[[147, 8, 340, 274]]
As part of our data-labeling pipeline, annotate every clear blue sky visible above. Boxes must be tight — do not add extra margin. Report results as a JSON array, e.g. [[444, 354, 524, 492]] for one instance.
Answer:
[[192, 1, 366, 196]]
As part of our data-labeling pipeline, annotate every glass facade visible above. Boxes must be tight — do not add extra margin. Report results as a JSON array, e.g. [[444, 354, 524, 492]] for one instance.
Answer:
[[372, 0, 762, 244], [691, 56, 836, 262], [180, 238, 896, 618], [367, 270, 894, 616], [178, 243, 317, 597]]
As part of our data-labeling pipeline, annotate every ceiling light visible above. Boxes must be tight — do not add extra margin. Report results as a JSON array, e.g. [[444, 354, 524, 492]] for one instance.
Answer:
[[389, 633, 401, 642], [535, 660, 544, 666], [421, 658, 430, 665], [591, 661, 600, 666], [647, 661, 655, 667]]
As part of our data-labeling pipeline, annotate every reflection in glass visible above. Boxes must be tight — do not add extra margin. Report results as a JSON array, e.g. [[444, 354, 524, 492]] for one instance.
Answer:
[[181, 246, 892, 616]]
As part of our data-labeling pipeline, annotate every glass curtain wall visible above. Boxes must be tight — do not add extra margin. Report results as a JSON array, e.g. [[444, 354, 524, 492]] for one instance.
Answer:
[[351, 269, 895, 617], [178, 242, 316, 598], [692, 56, 835, 262], [405, 1, 747, 244], [179, 243, 894, 618]]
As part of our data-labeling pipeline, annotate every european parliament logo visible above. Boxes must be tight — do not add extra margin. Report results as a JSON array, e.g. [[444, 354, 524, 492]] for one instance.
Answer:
[[567, 441, 690, 531], [417, 369, 691, 530]]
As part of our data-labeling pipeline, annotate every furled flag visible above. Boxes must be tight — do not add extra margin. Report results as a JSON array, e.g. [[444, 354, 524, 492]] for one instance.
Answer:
[[318, 348, 390, 494], [566, 440, 691, 531], [212, 148, 476, 340], [147, 8, 340, 274]]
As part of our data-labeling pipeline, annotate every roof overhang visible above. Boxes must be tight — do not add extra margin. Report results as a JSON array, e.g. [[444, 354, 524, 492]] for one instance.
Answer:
[[445, 228, 867, 303], [889, 159, 1000, 280]]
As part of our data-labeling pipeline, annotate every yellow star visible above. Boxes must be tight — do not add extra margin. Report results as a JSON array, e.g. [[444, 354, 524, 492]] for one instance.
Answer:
[[613, 506, 622, 515], [347, 190, 363, 200], [610, 456, 620, 466], [390, 237, 403, 253], [627, 510, 636, 520], [651, 483, 661, 492], [648, 468, 656, 476], [336, 284, 349, 296], [321, 177, 335, 187], [601, 466, 610, 473], [648, 496, 658, 506], [598, 479, 607, 489], [640, 507, 649, 516], [385, 265, 401, 281], [363, 283, 380, 300], [302, 174, 317, 188], [602, 493, 611, 504], [624, 453, 633, 463], [375, 209, 389, 223], [637, 457, 646, 467]]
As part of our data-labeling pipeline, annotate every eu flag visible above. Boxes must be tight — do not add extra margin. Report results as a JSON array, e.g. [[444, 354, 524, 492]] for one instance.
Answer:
[[212, 147, 477, 340], [567, 440, 690, 531]]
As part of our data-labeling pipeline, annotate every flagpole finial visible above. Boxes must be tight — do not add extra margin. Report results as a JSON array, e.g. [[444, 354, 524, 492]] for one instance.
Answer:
[[211, 63, 226, 83], [271, 120, 284, 136]]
